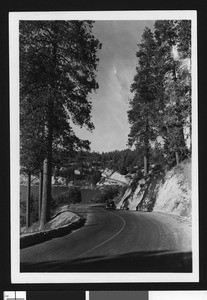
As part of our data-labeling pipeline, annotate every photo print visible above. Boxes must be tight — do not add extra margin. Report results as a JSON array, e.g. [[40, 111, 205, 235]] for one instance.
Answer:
[[9, 10, 198, 283]]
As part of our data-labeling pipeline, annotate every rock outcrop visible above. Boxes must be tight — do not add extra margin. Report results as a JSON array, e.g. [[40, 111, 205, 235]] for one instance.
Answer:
[[117, 159, 191, 219]]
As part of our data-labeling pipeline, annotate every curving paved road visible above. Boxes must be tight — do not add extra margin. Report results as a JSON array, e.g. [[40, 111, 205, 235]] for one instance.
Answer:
[[20, 204, 192, 272]]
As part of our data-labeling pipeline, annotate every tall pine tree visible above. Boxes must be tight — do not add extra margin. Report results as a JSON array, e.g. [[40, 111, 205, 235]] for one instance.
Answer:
[[128, 28, 157, 175], [20, 21, 101, 229], [154, 20, 190, 165]]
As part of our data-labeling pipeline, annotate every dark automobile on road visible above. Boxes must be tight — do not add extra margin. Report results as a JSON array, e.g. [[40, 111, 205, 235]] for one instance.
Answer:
[[105, 200, 116, 210]]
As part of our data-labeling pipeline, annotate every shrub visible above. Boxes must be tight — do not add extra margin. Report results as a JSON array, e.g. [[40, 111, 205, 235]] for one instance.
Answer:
[[100, 185, 121, 203], [51, 192, 69, 210], [90, 169, 102, 186], [51, 187, 82, 211], [118, 165, 128, 175], [118, 185, 128, 198], [20, 194, 39, 227], [69, 187, 82, 204]]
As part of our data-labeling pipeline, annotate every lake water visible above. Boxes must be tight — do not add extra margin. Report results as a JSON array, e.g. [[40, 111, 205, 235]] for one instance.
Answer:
[[80, 188, 102, 203], [20, 185, 102, 203]]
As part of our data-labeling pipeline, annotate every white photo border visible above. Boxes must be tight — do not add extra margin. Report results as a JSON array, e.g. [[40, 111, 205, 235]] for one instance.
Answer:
[[9, 10, 198, 283], [149, 291, 207, 300]]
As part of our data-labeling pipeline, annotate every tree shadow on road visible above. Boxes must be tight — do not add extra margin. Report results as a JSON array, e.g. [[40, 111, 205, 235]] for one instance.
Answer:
[[20, 249, 192, 273]]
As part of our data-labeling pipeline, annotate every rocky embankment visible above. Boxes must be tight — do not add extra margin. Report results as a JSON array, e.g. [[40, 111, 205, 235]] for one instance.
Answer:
[[116, 159, 191, 223], [20, 205, 86, 248]]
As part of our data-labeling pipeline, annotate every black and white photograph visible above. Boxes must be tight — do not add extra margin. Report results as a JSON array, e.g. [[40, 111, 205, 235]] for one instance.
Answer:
[[9, 11, 198, 283]]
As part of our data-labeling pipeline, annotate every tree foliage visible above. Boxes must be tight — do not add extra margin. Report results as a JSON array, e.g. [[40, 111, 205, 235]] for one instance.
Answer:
[[128, 27, 158, 174], [20, 20, 101, 227], [128, 20, 191, 170], [154, 20, 191, 164]]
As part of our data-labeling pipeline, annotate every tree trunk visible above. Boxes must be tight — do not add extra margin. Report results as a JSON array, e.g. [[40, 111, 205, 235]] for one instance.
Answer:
[[39, 105, 53, 230], [189, 112, 192, 153], [39, 36, 56, 230], [144, 118, 149, 176], [26, 171, 31, 228], [39, 157, 52, 229], [73, 166, 75, 186], [173, 61, 188, 163], [143, 155, 148, 176], [38, 169, 43, 220], [175, 151, 179, 166]]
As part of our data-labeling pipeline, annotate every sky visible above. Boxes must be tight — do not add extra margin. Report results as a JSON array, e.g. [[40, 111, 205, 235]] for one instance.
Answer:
[[73, 20, 155, 153]]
